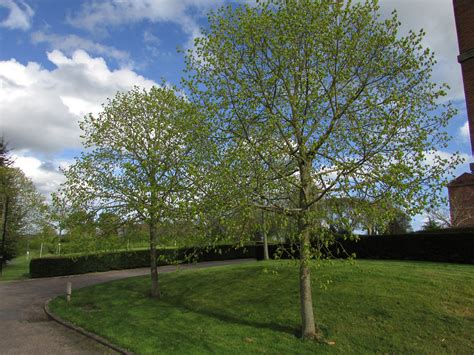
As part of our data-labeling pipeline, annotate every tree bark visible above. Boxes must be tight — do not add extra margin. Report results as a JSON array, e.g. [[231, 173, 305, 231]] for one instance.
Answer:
[[149, 220, 160, 298], [0, 196, 9, 275], [262, 209, 269, 260], [298, 215, 322, 340], [297, 157, 322, 340]]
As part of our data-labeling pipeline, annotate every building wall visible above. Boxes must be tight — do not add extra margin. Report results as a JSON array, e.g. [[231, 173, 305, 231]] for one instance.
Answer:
[[450, 0, 474, 227], [449, 183, 474, 227], [453, 0, 474, 157]]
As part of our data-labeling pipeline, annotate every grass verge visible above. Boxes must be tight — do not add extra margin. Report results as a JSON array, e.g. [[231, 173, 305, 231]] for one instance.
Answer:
[[49, 260, 474, 354], [0, 255, 32, 281]]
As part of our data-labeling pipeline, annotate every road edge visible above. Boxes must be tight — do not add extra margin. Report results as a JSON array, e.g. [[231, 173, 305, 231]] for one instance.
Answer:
[[44, 298, 133, 355]]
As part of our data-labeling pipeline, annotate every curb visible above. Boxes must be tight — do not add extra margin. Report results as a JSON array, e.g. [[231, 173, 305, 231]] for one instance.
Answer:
[[44, 298, 134, 355]]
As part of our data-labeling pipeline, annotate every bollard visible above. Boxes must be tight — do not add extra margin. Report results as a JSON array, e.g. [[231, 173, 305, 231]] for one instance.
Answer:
[[66, 282, 72, 302]]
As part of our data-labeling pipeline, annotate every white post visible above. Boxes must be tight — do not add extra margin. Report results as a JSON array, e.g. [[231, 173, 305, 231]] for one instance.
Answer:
[[39, 242, 44, 258], [66, 282, 72, 302]]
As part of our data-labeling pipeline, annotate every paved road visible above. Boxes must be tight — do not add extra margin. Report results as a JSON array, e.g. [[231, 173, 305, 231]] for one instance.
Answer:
[[0, 259, 254, 354]]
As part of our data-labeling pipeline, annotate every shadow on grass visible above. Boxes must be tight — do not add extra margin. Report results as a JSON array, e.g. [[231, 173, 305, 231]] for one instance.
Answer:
[[161, 297, 299, 337]]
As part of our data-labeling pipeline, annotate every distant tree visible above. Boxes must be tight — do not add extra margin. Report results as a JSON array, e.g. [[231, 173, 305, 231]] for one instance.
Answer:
[[426, 196, 473, 229], [0, 166, 45, 268], [385, 210, 412, 234], [59, 86, 209, 297], [426, 208, 451, 229], [0, 138, 13, 168], [185, 0, 461, 339], [422, 217, 444, 231], [96, 212, 122, 238]]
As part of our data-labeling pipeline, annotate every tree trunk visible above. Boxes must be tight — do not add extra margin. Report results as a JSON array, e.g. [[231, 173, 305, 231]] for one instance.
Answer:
[[298, 215, 322, 340], [149, 220, 160, 298], [297, 157, 322, 340], [262, 209, 269, 260], [0, 196, 9, 275]]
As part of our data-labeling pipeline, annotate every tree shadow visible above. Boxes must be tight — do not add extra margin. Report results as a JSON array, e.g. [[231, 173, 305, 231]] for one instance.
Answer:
[[161, 297, 299, 337]]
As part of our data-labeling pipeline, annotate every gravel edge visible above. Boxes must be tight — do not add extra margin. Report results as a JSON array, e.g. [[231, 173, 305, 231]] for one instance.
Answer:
[[44, 298, 134, 355]]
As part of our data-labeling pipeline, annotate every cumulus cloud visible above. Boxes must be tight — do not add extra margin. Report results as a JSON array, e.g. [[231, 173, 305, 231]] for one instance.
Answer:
[[31, 31, 133, 68], [0, 0, 33, 30], [12, 154, 70, 197], [67, 0, 222, 47], [0, 49, 157, 154], [423, 149, 470, 177], [143, 29, 161, 45], [378, 0, 464, 102], [459, 121, 470, 141]]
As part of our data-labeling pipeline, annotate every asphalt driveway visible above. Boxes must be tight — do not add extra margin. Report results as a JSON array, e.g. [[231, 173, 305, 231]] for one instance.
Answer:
[[0, 259, 254, 354]]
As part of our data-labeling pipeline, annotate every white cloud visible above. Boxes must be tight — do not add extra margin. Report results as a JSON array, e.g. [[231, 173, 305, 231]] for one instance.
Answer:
[[459, 121, 470, 141], [0, 0, 33, 31], [143, 30, 160, 45], [423, 150, 470, 177], [12, 154, 70, 197], [378, 0, 464, 102], [31, 31, 133, 68], [0, 49, 157, 154], [67, 0, 222, 47]]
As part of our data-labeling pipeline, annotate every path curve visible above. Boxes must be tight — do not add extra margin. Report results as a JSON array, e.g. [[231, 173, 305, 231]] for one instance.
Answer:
[[0, 259, 254, 354]]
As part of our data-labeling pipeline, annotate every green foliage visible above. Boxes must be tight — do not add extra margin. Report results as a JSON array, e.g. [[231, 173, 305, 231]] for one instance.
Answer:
[[184, 0, 462, 335], [49, 260, 474, 353], [58, 85, 213, 295], [60, 85, 209, 227], [0, 166, 46, 263], [185, 0, 461, 238]]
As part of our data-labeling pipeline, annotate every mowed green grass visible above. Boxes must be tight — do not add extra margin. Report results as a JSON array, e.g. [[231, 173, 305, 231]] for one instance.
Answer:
[[0, 255, 33, 281], [50, 260, 474, 354]]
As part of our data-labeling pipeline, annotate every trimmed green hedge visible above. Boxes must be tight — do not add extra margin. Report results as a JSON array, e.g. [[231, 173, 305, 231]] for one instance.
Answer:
[[30, 231, 473, 278], [336, 232, 474, 264], [29, 245, 256, 278], [259, 232, 474, 264]]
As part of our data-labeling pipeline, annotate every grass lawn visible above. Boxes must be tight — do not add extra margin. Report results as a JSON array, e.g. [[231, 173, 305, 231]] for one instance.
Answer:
[[0, 255, 33, 281], [49, 260, 474, 354]]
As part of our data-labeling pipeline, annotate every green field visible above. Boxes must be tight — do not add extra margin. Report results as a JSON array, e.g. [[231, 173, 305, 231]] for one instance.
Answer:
[[0, 255, 34, 281], [49, 260, 474, 354]]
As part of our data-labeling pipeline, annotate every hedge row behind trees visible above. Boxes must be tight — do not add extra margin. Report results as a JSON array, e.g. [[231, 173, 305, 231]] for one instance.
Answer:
[[30, 232, 474, 278]]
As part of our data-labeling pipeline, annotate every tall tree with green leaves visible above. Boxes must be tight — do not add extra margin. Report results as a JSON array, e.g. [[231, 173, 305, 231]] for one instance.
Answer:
[[0, 166, 46, 268], [185, 0, 462, 339], [59, 86, 209, 297]]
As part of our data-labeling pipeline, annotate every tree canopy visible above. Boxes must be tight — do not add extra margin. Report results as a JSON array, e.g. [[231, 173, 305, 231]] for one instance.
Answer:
[[59, 85, 210, 297], [1, 162, 45, 266], [184, 0, 461, 339]]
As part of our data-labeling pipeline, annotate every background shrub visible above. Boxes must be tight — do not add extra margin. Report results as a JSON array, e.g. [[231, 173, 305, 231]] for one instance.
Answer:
[[29, 245, 257, 278]]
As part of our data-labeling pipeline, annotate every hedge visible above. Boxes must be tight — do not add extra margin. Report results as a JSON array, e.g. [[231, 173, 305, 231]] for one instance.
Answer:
[[336, 232, 474, 264], [30, 231, 473, 278], [260, 232, 474, 264], [30, 245, 257, 278]]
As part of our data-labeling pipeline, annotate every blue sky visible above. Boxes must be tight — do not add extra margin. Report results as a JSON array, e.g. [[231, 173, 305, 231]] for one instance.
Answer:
[[0, 0, 472, 230]]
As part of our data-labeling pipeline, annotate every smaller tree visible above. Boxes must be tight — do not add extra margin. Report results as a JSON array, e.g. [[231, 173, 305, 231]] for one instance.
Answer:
[[59, 86, 209, 297]]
